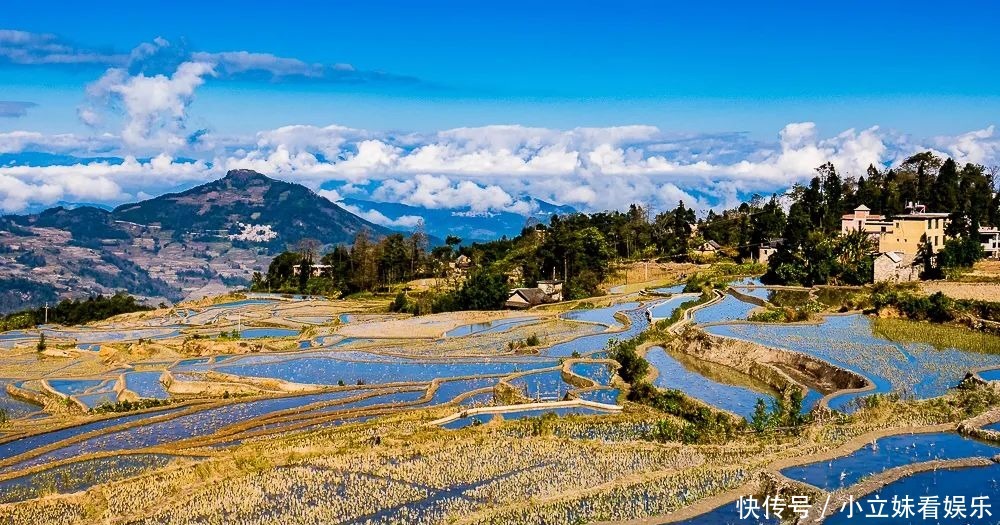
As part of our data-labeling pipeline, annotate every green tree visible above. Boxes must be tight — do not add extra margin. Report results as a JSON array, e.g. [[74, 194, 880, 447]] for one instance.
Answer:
[[836, 230, 876, 285], [938, 236, 985, 269], [750, 398, 770, 433], [455, 271, 509, 310], [931, 158, 960, 213], [36, 332, 46, 352], [265, 251, 300, 290], [297, 257, 312, 293], [606, 338, 649, 384]]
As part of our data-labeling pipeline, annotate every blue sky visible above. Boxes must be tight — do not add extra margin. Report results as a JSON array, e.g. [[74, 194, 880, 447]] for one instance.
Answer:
[[0, 1, 998, 217], [3, 0, 998, 135]]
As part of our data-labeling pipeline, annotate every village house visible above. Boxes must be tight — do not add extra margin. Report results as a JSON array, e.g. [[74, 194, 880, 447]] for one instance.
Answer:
[[755, 238, 783, 265], [980, 227, 1000, 259], [840, 204, 894, 243], [873, 251, 920, 282], [292, 264, 332, 277], [842, 202, 950, 256], [505, 280, 564, 309], [695, 240, 721, 256]]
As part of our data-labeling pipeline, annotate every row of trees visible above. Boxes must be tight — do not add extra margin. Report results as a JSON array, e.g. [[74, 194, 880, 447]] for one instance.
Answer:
[[255, 200, 703, 303], [464, 201, 699, 300], [696, 154, 999, 286], [0, 292, 152, 331], [255, 151, 998, 300], [252, 229, 433, 295]]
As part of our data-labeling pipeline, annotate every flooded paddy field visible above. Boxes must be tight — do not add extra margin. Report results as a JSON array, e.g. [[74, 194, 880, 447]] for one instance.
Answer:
[[562, 302, 640, 328], [705, 314, 1000, 410], [674, 500, 779, 524], [691, 294, 760, 325], [0, 295, 653, 482], [1, 285, 999, 525], [646, 346, 783, 419], [823, 464, 1000, 525], [781, 432, 1000, 491]]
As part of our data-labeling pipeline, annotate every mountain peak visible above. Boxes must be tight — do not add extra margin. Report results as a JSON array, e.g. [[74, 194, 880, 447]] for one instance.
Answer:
[[222, 169, 270, 188], [111, 170, 391, 248]]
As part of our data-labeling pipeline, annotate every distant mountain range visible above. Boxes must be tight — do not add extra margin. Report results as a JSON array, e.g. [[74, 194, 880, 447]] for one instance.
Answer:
[[113, 169, 393, 247], [0, 170, 392, 312], [339, 197, 576, 242], [0, 169, 577, 312]]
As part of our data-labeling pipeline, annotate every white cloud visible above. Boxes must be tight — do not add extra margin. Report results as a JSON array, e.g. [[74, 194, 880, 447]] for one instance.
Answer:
[[0, 155, 216, 212], [0, 29, 127, 65], [338, 203, 425, 229], [0, 130, 117, 154], [83, 60, 216, 150], [1, 121, 998, 216], [192, 51, 323, 78], [933, 126, 998, 166]]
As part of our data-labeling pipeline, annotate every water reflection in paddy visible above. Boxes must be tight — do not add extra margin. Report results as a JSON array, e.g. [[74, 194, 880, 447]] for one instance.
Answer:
[[429, 378, 499, 404], [824, 464, 1000, 525], [706, 315, 1000, 411], [296, 389, 427, 416], [239, 328, 299, 339], [47, 379, 105, 396], [1, 327, 180, 348], [676, 501, 778, 525], [444, 316, 540, 337], [509, 370, 570, 400], [648, 294, 695, 320], [0, 407, 186, 464], [216, 355, 555, 386], [645, 346, 780, 419], [570, 362, 613, 385], [123, 371, 170, 399], [562, 302, 640, 328], [979, 368, 1000, 382], [691, 295, 759, 325], [730, 286, 771, 301], [0, 379, 42, 419], [459, 391, 495, 408], [443, 406, 614, 430], [11, 390, 367, 471], [782, 432, 1000, 491], [544, 304, 656, 357], [75, 391, 118, 410], [576, 388, 620, 404]]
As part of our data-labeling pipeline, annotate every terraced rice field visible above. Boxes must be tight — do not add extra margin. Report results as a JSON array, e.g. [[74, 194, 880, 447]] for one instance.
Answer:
[[648, 294, 697, 320], [0, 454, 176, 503], [691, 295, 760, 325], [1, 288, 998, 525], [646, 346, 780, 419], [781, 432, 1000, 491], [561, 302, 640, 328], [823, 464, 1000, 525], [445, 316, 541, 337], [706, 315, 1000, 410], [122, 371, 170, 399]]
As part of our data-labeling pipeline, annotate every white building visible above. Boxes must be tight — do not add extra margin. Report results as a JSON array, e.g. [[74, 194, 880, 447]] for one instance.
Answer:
[[292, 264, 332, 277], [981, 227, 1000, 259]]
